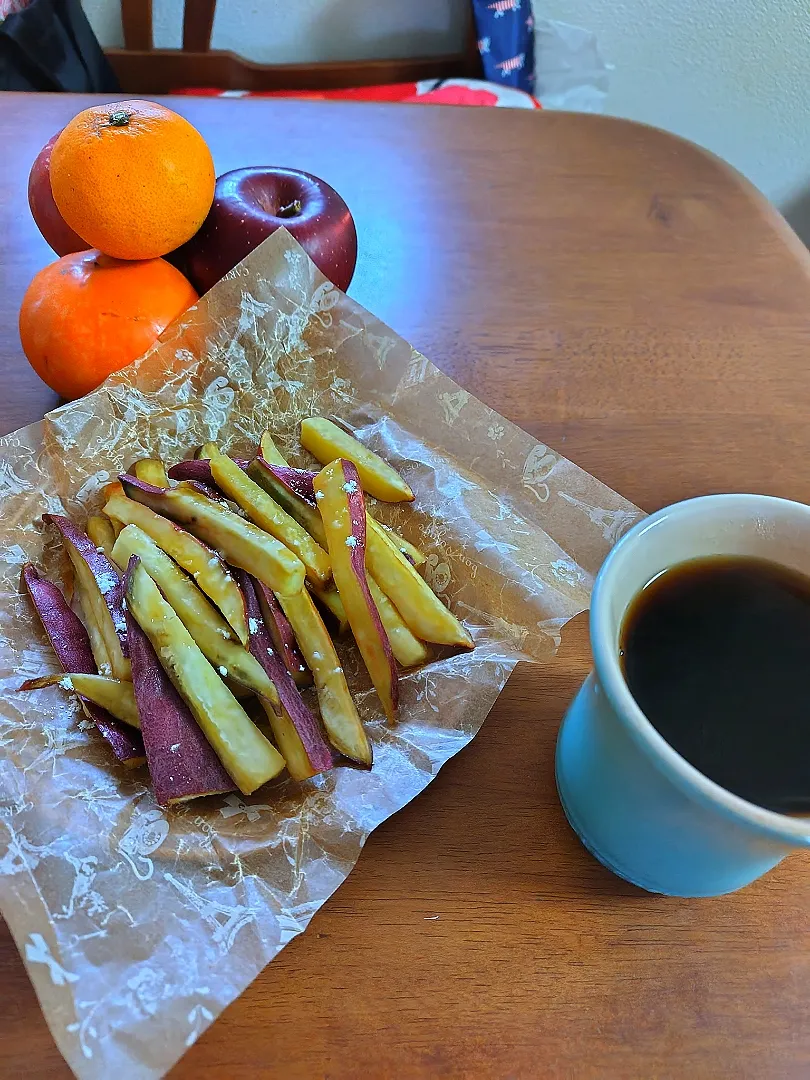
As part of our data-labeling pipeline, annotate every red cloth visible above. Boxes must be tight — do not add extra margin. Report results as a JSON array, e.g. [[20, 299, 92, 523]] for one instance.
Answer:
[[174, 78, 541, 109]]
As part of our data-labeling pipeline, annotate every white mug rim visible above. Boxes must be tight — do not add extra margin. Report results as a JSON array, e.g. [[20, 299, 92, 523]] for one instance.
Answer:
[[591, 493, 810, 846]]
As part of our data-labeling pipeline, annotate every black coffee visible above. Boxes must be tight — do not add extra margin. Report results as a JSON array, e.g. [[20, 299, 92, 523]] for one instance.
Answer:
[[620, 555, 810, 814]]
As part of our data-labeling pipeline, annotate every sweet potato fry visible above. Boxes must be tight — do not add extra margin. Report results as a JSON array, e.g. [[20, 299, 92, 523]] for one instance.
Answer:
[[132, 458, 170, 488], [111, 525, 280, 706], [103, 486, 249, 643], [208, 447, 331, 586], [125, 560, 285, 794], [251, 461, 431, 651], [314, 459, 398, 723], [367, 516, 425, 569], [124, 558, 234, 804], [255, 583, 311, 687], [86, 515, 117, 561], [168, 458, 213, 483], [66, 673, 140, 727], [247, 457, 326, 544], [168, 456, 249, 484], [20, 672, 141, 729], [255, 699, 316, 781], [100, 481, 125, 537], [366, 523, 473, 649], [21, 564, 145, 766], [224, 676, 253, 699], [71, 574, 112, 674], [44, 515, 131, 681], [367, 578, 430, 668], [309, 584, 349, 634], [250, 459, 422, 572], [260, 431, 290, 467], [240, 572, 334, 780], [302, 417, 414, 502], [119, 475, 306, 597], [275, 586, 372, 764]]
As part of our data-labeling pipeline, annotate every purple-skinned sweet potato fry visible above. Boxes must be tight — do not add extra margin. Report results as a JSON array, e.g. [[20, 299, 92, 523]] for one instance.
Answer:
[[238, 570, 335, 779], [167, 457, 249, 484], [21, 564, 145, 767], [313, 460, 399, 723], [43, 514, 130, 679], [124, 557, 234, 805], [255, 583, 311, 687], [125, 559, 284, 794]]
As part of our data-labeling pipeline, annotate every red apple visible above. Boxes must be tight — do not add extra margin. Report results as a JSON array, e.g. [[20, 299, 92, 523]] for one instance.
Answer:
[[28, 134, 89, 257], [174, 167, 357, 295]]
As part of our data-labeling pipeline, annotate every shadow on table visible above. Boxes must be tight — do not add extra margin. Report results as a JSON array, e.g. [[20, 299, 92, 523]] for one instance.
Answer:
[[782, 186, 810, 249]]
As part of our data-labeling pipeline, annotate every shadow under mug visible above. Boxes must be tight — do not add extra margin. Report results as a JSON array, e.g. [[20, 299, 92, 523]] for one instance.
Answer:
[[556, 493, 810, 897]]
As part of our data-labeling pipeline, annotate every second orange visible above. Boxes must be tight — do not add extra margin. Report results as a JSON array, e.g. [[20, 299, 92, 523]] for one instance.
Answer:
[[49, 99, 215, 261]]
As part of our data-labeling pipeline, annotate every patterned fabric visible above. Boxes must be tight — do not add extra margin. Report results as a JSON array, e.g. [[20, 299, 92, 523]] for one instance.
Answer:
[[174, 78, 540, 108], [471, 0, 536, 94]]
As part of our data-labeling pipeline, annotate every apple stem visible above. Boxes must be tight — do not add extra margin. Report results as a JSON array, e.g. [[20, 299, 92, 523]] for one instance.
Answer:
[[278, 199, 303, 218]]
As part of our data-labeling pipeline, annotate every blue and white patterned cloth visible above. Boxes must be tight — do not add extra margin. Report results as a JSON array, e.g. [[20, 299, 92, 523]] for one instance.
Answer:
[[471, 0, 536, 94]]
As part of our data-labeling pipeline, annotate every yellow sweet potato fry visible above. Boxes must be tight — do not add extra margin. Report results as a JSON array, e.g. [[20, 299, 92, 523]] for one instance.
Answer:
[[368, 516, 426, 568], [208, 448, 331, 586], [301, 417, 414, 502], [314, 459, 398, 723], [367, 578, 430, 668], [276, 587, 371, 764], [259, 431, 290, 467], [366, 524, 473, 648], [101, 482, 125, 536], [86, 515, 117, 561], [133, 458, 170, 488], [69, 674, 140, 728], [126, 562, 285, 794], [72, 575, 113, 673], [20, 672, 141, 728], [45, 515, 131, 682], [111, 525, 280, 707], [309, 584, 349, 634], [71, 673, 139, 727], [257, 699, 318, 782], [103, 488, 250, 644], [121, 477, 306, 598]]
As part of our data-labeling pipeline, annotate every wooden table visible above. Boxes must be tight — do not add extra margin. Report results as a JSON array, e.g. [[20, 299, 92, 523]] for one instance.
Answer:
[[2, 94, 810, 1079]]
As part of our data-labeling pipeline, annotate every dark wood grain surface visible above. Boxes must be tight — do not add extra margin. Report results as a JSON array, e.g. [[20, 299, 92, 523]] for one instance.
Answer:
[[2, 94, 810, 1079]]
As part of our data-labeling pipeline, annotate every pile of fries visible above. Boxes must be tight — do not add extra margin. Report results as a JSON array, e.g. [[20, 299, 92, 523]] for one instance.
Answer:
[[20, 417, 473, 806]]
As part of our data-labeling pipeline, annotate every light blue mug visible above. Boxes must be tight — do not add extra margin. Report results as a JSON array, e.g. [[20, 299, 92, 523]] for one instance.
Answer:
[[556, 493, 810, 897]]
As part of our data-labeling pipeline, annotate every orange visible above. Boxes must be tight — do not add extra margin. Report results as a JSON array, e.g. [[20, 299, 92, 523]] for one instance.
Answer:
[[49, 100, 215, 261], [19, 250, 198, 400]]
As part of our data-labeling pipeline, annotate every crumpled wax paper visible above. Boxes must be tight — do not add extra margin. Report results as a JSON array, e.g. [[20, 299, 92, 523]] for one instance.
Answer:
[[0, 229, 641, 1079]]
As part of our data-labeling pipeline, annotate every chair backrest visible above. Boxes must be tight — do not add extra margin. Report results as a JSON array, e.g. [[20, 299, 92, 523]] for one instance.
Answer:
[[110, 0, 482, 95]]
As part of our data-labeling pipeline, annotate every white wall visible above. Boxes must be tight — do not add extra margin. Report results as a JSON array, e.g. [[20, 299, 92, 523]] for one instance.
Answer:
[[83, 0, 810, 226], [82, 0, 469, 64], [538, 0, 810, 226]]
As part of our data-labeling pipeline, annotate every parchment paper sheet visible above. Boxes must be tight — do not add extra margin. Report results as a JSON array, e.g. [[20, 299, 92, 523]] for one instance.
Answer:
[[0, 230, 641, 1078]]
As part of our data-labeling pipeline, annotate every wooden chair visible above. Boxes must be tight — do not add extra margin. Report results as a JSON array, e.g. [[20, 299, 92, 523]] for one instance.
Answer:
[[109, 0, 482, 95]]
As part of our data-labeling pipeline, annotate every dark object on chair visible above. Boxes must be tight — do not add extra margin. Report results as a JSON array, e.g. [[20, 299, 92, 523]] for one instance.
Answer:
[[0, 0, 120, 91], [109, 0, 482, 94]]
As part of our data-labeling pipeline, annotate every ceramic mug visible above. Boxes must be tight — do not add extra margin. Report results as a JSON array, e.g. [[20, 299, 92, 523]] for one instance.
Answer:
[[556, 493, 810, 897]]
